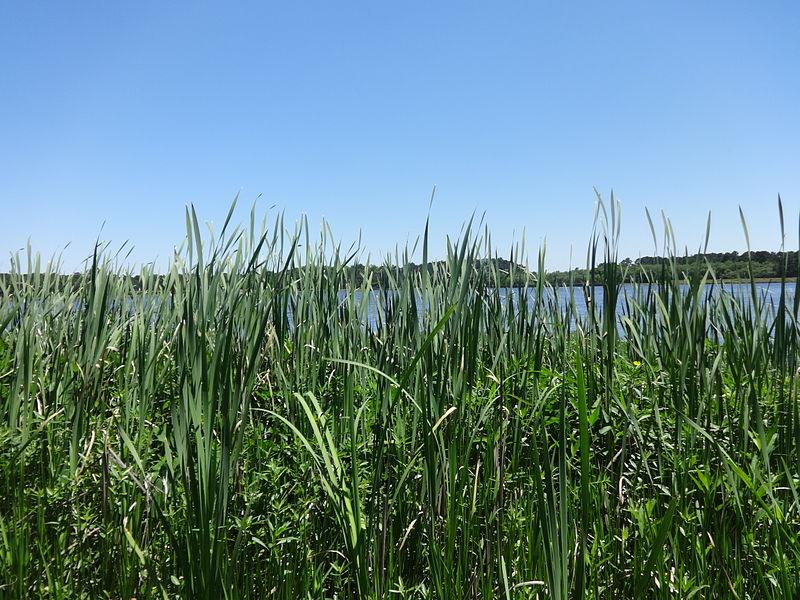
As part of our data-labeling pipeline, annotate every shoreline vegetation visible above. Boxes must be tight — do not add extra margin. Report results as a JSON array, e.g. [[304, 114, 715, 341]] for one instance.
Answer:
[[2, 199, 800, 598], [1, 250, 797, 294]]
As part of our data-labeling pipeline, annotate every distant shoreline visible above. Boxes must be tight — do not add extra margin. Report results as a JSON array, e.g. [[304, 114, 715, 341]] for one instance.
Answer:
[[555, 277, 798, 286]]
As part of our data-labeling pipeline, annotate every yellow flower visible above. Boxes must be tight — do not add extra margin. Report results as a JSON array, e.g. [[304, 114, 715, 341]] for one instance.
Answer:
[[633, 361, 642, 367]]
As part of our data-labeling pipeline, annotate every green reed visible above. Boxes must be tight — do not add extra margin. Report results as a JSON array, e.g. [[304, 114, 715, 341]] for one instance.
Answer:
[[1, 196, 799, 598]]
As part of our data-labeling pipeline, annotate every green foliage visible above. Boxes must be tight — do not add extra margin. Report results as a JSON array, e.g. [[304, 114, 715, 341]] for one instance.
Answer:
[[546, 248, 798, 285], [1, 197, 799, 598]]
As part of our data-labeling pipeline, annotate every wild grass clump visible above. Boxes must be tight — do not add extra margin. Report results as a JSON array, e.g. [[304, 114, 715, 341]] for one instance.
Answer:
[[1, 196, 799, 599]]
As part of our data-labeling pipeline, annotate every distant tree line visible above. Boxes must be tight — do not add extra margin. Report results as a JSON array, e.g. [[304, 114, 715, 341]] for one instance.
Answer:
[[0, 259, 534, 295], [0, 273, 146, 297], [546, 250, 799, 286], [1, 251, 797, 295], [285, 257, 534, 289]]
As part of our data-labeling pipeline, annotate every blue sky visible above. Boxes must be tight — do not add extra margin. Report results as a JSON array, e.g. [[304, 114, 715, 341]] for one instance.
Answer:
[[2, 1, 799, 271]]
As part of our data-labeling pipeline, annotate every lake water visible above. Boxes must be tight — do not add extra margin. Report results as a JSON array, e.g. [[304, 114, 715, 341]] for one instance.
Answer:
[[4, 282, 795, 334], [327, 282, 797, 331]]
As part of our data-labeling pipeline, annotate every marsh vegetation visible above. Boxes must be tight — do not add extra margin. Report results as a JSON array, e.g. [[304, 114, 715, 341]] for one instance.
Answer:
[[1, 200, 799, 598]]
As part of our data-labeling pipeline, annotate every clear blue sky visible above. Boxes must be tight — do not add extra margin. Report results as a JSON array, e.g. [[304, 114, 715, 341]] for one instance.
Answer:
[[2, 1, 799, 271]]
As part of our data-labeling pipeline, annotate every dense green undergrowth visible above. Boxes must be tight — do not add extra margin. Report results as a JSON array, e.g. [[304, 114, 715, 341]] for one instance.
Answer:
[[2, 199, 800, 599]]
